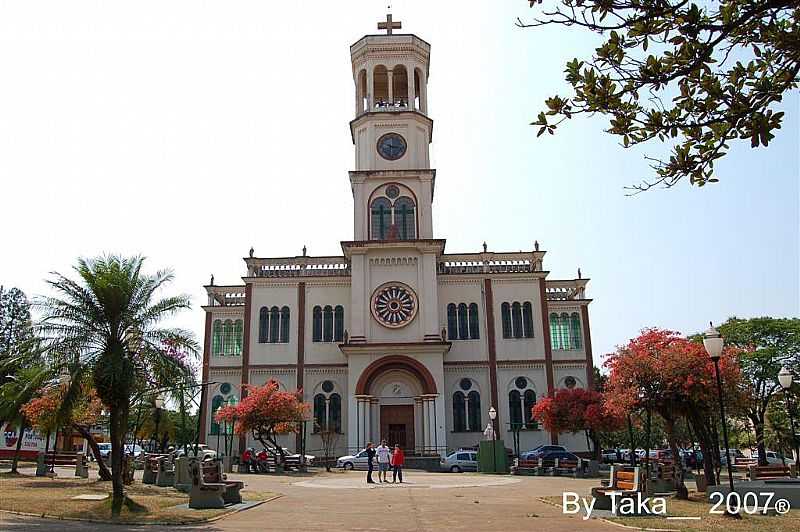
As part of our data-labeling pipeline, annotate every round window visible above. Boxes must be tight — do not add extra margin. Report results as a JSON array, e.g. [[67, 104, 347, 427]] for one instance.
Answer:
[[220, 382, 232, 395], [385, 185, 400, 199], [371, 282, 418, 329], [459, 378, 472, 391], [564, 376, 577, 389], [515, 377, 528, 390], [321, 380, 334, 393]]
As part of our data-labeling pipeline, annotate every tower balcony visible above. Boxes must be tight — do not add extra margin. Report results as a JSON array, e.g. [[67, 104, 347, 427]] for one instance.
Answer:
[[437, 251, 546, 275], [244, 256, 351, 279]]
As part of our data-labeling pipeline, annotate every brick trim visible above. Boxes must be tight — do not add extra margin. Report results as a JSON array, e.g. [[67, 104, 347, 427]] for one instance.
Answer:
[[199, 313, 212, 444], [483, 279, 500, 431], [296, 282, 306, 451], [581, 305, 594, 390], [239, 282, 253, 454], [538, 279, 557, 444]]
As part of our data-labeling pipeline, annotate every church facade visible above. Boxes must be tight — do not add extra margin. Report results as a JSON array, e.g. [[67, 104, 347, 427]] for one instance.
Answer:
[[199, 18, 594, 459]]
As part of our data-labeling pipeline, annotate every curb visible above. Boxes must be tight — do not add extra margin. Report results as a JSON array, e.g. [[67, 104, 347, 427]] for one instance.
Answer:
[[0, 494, 283, 527]]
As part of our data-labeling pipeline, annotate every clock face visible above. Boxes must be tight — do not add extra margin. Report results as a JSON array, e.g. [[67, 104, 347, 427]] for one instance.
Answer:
[[377, 133, 407, 161]]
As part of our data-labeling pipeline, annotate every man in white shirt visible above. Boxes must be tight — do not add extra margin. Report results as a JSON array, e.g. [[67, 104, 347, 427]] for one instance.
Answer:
[[375, 440, 391, 483]]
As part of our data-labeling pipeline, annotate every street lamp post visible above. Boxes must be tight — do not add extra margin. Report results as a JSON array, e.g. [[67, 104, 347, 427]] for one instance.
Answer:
[[778, 367, 798, 464], [703, 323, 737, 506], [152, 394, 164, 453], [488, 407, 497, 473]]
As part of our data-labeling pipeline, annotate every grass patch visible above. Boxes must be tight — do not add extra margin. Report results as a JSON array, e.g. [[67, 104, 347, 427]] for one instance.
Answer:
[[0, 472, 276, 524], [543, 493, 800, 531]]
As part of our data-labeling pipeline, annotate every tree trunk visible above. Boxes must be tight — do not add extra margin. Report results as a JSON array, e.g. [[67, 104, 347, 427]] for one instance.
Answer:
[[109, 406, 127, 516], [750, 413, 768, 466], [688, 411, 717, 487], [10, 420, 26, 474], [72, 423, 112, 481], [663, 416, 689, 499], [626, 414, 637, 467]]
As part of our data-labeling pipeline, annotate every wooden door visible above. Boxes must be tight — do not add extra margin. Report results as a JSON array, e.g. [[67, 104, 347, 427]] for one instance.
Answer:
[[380, 405, 414, 451]]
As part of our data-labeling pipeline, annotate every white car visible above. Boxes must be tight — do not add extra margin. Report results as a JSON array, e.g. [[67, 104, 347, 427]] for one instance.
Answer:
[[281, 447, 315, 465], [172, 444, 218, 461], [752, 450, 796, 466], [337, 450, 372, 470], [441, 450, 478, 473]]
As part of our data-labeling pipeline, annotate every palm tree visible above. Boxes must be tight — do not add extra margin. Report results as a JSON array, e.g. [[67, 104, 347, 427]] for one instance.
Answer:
[[37, 256, 198, 514]]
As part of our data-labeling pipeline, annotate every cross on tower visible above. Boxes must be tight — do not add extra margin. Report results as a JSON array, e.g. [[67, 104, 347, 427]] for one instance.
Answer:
[[378, 13, 401, 35]]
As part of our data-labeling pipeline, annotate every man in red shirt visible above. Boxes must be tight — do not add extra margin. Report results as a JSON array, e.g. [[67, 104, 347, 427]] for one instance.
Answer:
[[390, 444, 405, 483]]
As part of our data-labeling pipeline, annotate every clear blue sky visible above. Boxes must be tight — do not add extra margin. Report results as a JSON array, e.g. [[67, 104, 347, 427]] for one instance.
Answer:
[[0, 1, 797, 366]]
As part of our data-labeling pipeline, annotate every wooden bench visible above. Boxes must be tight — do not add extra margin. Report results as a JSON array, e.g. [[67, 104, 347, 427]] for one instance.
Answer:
[[748, 464, 794, 481], [591, 466, 643, 511], [36, 451, 88, 478], [188, 459, 244, 509], [553, 458, 581, 477], [510, 458, 537, 476]]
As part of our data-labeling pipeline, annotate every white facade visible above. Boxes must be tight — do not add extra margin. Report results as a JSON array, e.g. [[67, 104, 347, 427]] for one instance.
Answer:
[[200, 19, 595, 459]]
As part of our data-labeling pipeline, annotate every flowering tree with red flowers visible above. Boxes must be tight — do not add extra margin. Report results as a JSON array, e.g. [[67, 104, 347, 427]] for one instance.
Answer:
[[532, 387, 623, 461], [605, 328, 743, 496], [215, 380, 309, 463], [22, 383, 111, 480]]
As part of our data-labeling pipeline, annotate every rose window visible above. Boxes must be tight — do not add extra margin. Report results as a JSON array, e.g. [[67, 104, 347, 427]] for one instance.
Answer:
[[371, 283, 417, 328]]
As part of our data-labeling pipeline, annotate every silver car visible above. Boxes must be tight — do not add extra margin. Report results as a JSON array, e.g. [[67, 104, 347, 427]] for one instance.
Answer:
[[441, 450, 478, 473], [336, 450, 372, 470]]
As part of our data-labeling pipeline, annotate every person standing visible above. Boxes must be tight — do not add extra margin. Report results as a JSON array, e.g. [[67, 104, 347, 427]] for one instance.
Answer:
[[391, 444, 405, 483], [365, 442, 376, 484], [376, 440, 391, 483]]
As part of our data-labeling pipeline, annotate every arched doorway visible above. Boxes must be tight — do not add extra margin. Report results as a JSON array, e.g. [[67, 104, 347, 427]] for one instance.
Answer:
[[354, 355, 439, 455]]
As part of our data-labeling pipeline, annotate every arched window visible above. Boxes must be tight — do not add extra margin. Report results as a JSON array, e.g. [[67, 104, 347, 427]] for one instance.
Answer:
[[312, 306, 322, 342], [313, 394, 327, 432], [329, 393, 342, 432], [467, 390, 481, 431], [522, 302, 534, 338], [508, 390, 522, 429], [371, 197, 391, 240], [511, 302, 523, 339], [334, 306, 345, 342], [268, 307, 280, 343], [394, 197, 416, 240], [323, 305, 333, 342], [233, 320, 243, 355], [549, 313, 560, 350], [212, 320, 222, 355], [457, 303, 469, 340], [280, 306, 290, 343], [560, 313, 571, 349], [210, 395, 224, 435], [223, 320, 233, 355], [452, 392, 466, 432], [501, 303, 512, 339], [468, 303, 480, 340], [447, 304, 458, 340], [524, 389, 537, 429], [570, 312, 583, 350], [510, 377, 537, 430], [259, 307, 269, 344]]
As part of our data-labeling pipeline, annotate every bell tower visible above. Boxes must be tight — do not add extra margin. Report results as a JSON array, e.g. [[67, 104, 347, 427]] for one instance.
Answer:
[[349, 13, 434, 241]]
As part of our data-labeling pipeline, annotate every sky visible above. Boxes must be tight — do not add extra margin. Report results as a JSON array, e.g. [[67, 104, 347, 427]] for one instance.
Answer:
[[1, 1, 797, 368]]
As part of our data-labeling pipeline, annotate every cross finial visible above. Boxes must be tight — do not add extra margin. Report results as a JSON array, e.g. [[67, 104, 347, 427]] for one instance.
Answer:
[[378, 12, 401, 35]]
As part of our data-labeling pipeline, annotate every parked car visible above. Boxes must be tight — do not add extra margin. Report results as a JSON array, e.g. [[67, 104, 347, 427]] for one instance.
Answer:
[[123, 444, 143, 458], [719, 448, 746, 465], [538, 450, 580, 462], [752, 450, 795, 466], [519, 445, 566, 460], [336, 450, 372, 470], [91, 442, 112, 461], [441, 450, 478, 473], [602, 449, 623, 463], [171, 444, 217, 461], [280, 447, 316, 465]]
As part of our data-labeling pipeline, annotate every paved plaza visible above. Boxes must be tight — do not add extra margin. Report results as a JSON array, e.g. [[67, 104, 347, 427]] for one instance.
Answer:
[[0, 468, 620, 531]]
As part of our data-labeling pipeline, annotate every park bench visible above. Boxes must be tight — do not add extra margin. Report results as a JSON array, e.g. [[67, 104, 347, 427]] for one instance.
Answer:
[[188, 459, 244, 509], [650, 460, 678, 493], [155, 455, 176, 487], [36, 451, 88, 478], [510, 458, 537, 476], [552, 458, 579, 477], [142, 453, 171, 484], [748, 464, 794, 481], [591, 466, 644, 511]]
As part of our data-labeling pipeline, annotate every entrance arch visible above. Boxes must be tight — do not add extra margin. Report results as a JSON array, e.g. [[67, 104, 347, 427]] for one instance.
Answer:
[[353, 355, 440, 455]]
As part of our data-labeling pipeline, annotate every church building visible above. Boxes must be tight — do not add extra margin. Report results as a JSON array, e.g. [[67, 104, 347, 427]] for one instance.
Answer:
[[199, 16, 594, 459]]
